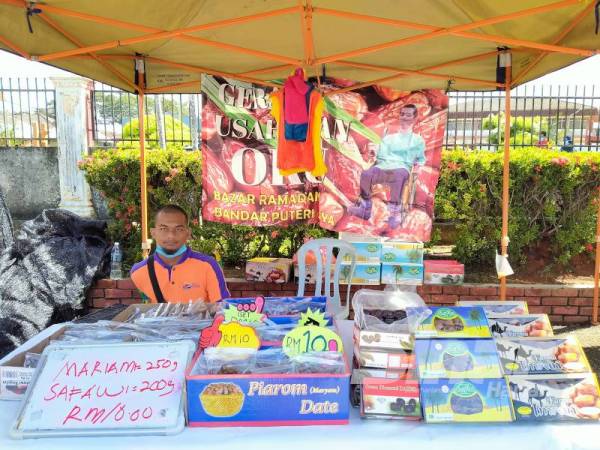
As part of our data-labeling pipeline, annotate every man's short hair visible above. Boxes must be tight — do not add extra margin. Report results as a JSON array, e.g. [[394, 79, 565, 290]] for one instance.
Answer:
[[401, 104, 418, 116], [154, 204, 189, 224]]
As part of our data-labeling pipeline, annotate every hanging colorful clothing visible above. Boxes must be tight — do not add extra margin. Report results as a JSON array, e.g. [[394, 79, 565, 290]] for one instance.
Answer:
[[270, 70, 326, 177]]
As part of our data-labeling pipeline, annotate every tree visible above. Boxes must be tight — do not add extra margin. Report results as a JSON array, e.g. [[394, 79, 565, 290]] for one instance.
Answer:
[[469, 308, 482, 330], [482, 113, 552, 147], [393, 265, 404, 283], [121, 114, 191, 146]]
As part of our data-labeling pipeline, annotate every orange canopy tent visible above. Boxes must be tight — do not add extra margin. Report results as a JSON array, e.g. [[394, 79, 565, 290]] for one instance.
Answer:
[[0, 0, 599, 319]]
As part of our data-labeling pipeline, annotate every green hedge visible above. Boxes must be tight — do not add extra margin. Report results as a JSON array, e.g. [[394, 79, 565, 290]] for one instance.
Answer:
[[435, 148, 600, 271], [80, 146, 600, 272]]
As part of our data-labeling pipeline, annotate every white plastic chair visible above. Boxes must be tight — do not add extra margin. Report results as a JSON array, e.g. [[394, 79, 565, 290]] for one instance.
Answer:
[[296, 238, 356, 319]]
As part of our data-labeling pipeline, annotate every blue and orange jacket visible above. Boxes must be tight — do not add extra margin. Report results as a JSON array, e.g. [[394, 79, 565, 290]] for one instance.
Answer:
[[270, 88, 326, 177], [130, 248, 229, 303]]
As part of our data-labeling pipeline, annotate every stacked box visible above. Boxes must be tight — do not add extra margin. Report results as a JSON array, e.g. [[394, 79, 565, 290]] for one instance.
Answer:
[[350, 366, 416, 408], [339, 233, 382, 263], [457, 300, 529, 315], [380, 242, 424, 285], [339, 263, 381, 285], [351, 300, 419, 419], [508, 374, 600, 421], [410, 306, 492, 339], [421, 378, 514, 423], [412, 306, 509, 423], [222, 296, 327, 317], [495, 336, 591, 376], [380, 242, 424, 264], [361, 377, 421, 420], [245, 258, 292, 283], [186, 356, 351, 426], [415, 339, 502, 379], [380, 263, 423, 285], [424, 260, 464, 285], [0, 326, 67, 400], [487, 314, 553, 338]]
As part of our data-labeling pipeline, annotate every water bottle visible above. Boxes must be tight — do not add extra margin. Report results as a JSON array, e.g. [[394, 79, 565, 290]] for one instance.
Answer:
[[110, 242, 123, 280]]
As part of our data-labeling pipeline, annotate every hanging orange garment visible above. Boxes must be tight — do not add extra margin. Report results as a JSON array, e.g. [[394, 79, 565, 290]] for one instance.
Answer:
[[270, 89, 327, 177]]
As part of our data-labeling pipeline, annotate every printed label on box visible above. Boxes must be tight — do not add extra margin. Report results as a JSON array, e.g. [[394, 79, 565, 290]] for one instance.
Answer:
[[187, 375, 350, 425], [496, 336, 591, 375], [0, 367, 34, 400], [342, 242, 382, 263], [361, 377, 421, 419], [415, 339, 502, 379], [354, 345, 416, 370], [410, 306, 492, 339], [354, 328, 413, 350], [381, 263, 423, 285], [245, 258, 292, 283], [380, 242, 424, 264], [421, 378, 514, 423], [508, 374, 600, 421], [457, 301, 529, 315], [340, 264, 380, 285], [488, 315, 553, 338]]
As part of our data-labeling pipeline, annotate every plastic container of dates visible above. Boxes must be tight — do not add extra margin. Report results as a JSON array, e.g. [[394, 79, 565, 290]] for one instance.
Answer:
[[352, 288, 430, 351]]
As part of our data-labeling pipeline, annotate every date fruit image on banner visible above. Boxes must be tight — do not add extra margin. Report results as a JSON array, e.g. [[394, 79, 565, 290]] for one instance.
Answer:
[[319, 80, 447, 240], [201, 74, 319, 226]]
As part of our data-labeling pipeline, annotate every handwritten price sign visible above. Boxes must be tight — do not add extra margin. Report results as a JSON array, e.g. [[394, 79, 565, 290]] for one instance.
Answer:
[[217, 322, 260, 350], [11, 341, 194, 438], [282, 326, 343, 357]]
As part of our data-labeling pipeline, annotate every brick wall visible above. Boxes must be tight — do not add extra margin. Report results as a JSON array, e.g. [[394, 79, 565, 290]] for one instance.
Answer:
[[87, 279, 597, 324]]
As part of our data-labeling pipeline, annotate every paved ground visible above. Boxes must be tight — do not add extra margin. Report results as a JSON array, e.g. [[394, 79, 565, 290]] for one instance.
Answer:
[[554, 323, 600, 374]]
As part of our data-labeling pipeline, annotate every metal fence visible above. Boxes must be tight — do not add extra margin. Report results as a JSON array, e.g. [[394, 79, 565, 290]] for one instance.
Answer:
[[91, 82, 201, 149], [445, 84, 600, 151], [0, 78, 56, 147], [1, 77, 599, 152]]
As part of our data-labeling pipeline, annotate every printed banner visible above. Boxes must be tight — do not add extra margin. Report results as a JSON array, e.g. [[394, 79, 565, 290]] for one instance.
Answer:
[[319, 81, 448, 241], [201, 75, 320, 226]]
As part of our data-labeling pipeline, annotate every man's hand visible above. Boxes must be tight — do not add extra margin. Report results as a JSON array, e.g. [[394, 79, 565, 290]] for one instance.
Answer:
[[199, 315, 225, 349]]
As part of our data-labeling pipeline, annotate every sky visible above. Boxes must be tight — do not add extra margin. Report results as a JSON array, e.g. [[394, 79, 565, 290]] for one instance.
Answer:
[[0, 49, 599, 89]]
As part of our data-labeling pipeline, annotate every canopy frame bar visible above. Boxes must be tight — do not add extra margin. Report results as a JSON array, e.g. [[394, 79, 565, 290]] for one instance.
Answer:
[[4, 2, 303, 65], [0, 32, 29, 59], [37, 13, 137, 91], [325, 52, 504, 95], [511, 0, 597, 86], [313, 1, 593, 66], [500, 52, 512, 301]]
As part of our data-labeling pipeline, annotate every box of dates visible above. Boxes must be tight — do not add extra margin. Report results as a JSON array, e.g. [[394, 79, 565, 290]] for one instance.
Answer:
[[354, 345, 416, 370], [350, 365, 417, 408], [415, 339, 502, 379], [186, 311, 351, 426], [508, 374, 600, 421], [421, 378, 514, 423], [245, 258, 292, 283], [495, 336, 591, 376], [361, 377, 421, 420], [456, 300, 529, 315], [409, 306, 492, 339], [487, 314, 553, 338], [352, 289, 428, 349]]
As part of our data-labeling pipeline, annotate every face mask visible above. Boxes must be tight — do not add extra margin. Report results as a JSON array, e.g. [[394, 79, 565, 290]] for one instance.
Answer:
[[155, 244, 188, 258]]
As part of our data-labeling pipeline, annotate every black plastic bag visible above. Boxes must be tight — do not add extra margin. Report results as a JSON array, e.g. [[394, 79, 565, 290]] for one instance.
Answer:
[[0, 209, 109, 358]]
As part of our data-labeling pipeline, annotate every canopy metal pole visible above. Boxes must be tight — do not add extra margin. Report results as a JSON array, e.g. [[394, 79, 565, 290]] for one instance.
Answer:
[[500, 53, 512, 301], [593, 190, 600, 324], [136, 59, 150, 258]]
